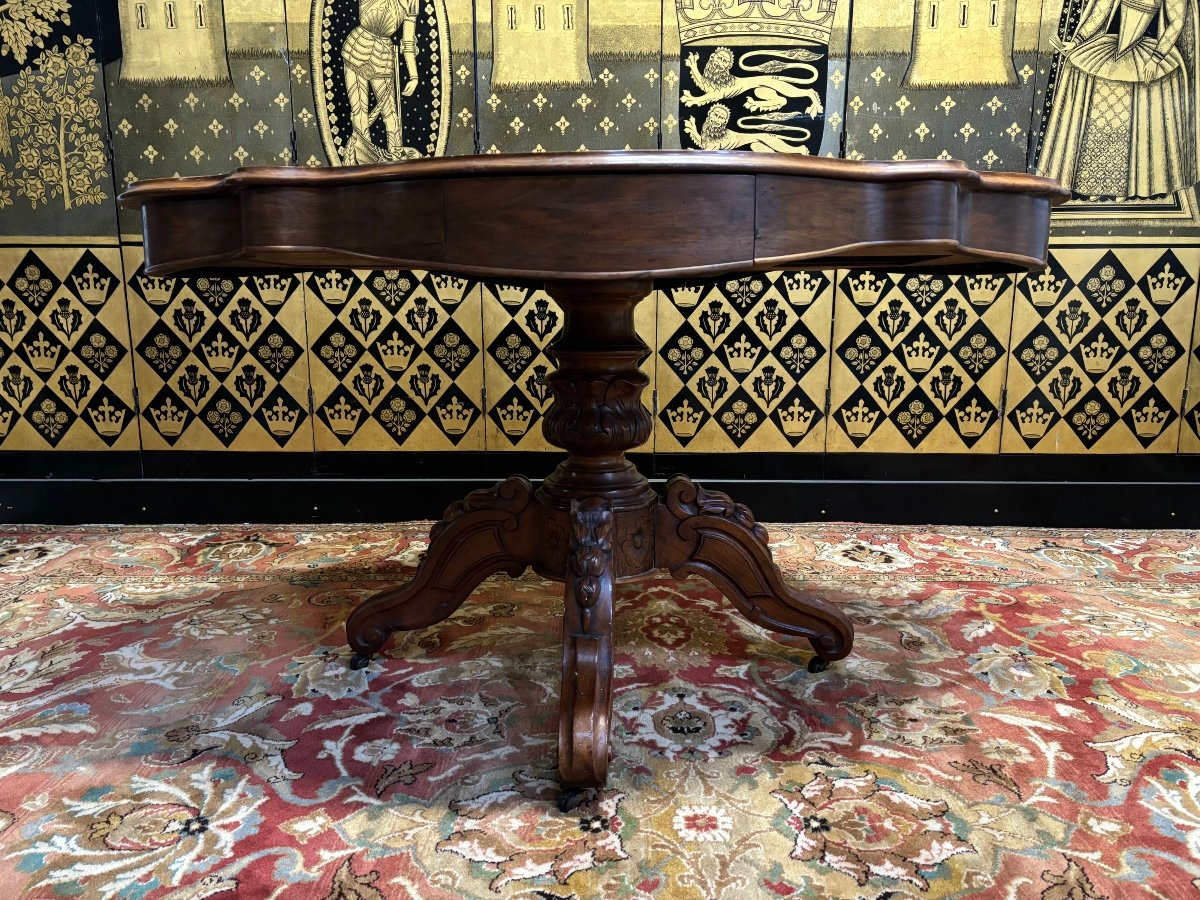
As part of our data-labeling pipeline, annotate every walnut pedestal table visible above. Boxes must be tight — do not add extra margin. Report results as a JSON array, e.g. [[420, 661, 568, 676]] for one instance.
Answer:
[[121, 152, 1066, 811]]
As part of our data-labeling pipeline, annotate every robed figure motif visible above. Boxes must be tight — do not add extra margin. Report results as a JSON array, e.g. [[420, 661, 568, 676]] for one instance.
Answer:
[[1037, 0, 1200, 197]]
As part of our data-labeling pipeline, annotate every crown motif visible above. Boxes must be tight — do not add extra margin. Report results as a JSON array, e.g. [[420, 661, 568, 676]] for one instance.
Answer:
[[783, 272, 821, 306], [0, 408, 12, 439], [253, 274, 290, 305], [1132, 397, 1168, 439], [840, 399, 879, 438], [314, 271, 351, 304], [137, 273, 175, 306], [1080, 334, 1117, 374], [263, 396, 300, 436], [1014, 399, 1053, 440], [497, 398, 534, 436], [902, 331, 938, 373], [377, 329, 415, 371], [667, 399, 704, 438], [954, 398, 992, 438], [675, 0, 834, 46], [88, 399, 125, 437], [151, 397, 188, 437], [777, 398, 816, 438], [1146, 263, 1187, 306], [201, 332, 239, 373], [323, 397, 361, 435], [964, 274, 1004, 305], [25, 334, 61, 373], [848, 272, 886, 307], [495, 284, 527, 307], [433, 274, 469, 305], [72, 263, 114, 306], [670, 285, 704, 308], [1027, 270, 1065, 307], [723, 335, 760, 374], [437, 397, 472, 434]]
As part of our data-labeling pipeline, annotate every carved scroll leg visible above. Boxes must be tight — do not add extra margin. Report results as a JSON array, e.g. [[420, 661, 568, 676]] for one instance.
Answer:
[[345, 476, 538, 668], [656, 475, 853, 670], [558, 497, 615, 811]]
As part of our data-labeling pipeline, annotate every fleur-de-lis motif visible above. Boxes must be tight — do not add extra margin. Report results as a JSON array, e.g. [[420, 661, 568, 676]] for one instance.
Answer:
[[233, 365, 266, 405], [697, 365, 729, 407]]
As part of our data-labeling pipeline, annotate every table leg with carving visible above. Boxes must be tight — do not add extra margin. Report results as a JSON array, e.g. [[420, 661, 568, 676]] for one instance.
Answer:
[[655, 475, 854, 672], [345, 476, 540, 668]]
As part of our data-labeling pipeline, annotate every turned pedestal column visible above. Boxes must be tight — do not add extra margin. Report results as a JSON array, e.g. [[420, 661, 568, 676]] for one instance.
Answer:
[[344, 278, 853, 810]]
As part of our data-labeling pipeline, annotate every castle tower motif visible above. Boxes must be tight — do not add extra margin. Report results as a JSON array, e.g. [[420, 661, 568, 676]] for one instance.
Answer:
[[118, 0, 231, 82], [490, 0, 591, 89], [904, 0, 1016, 87]]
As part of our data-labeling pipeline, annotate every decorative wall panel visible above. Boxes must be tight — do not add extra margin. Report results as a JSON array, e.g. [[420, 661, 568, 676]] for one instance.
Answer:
[[827, 270, 1015, 452], [1002, 247, 1200, 453], [123, 247, 313, 450], [0, 246, 137, 449], [654, 272, 833, 452], [306, 270, 485, 450], [2, 0, 1199, 470]]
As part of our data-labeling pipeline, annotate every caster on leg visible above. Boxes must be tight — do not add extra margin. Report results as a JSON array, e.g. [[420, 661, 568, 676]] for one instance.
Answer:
[[807, 656, 829, 674], [558, 788, 589, 813], [348, 653, 373, 670]]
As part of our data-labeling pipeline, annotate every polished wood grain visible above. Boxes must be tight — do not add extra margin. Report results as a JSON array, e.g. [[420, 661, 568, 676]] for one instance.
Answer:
[[122, 151, 1065, 810]]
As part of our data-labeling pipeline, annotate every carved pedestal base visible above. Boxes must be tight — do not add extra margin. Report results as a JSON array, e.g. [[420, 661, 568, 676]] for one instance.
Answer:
[[344, 278, 853, 809], [344, 473, 854, 808]]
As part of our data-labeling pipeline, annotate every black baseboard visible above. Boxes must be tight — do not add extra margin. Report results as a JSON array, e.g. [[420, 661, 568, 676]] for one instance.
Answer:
[[4, 469, 1199, 527]]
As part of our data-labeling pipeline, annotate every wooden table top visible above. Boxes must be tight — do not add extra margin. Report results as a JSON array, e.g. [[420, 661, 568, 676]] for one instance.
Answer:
[[120, 151, 1068, 281]]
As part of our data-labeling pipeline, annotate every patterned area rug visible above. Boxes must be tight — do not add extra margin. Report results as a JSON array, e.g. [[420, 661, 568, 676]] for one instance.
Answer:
[[1, 523, 1199, 898]]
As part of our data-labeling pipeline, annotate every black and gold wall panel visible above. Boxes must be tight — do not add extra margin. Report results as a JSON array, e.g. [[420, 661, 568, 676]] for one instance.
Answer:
[[0, 246, 137, 450], [306, 270, 485, 450], [1002, 247, 1200, 453], [122, 246, 313, 450], [828, 269, 1015, 452], [5, 0, 1200, 467], [655, 272, 834, 452]]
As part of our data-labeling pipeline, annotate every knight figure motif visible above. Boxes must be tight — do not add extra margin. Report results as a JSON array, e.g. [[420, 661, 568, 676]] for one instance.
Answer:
[[343, 0, 421, 162]]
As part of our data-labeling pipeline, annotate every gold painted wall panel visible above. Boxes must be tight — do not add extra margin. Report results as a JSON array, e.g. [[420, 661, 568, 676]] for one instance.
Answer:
[[123, 247, 314, 450], [827, 270, 1015, 452], [3, 0, 1200, 464], [0, 247, 137, 449], [305, 270, 485, 450], [654, 272, 833, 452], [1001, 247, 1200, 453]]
